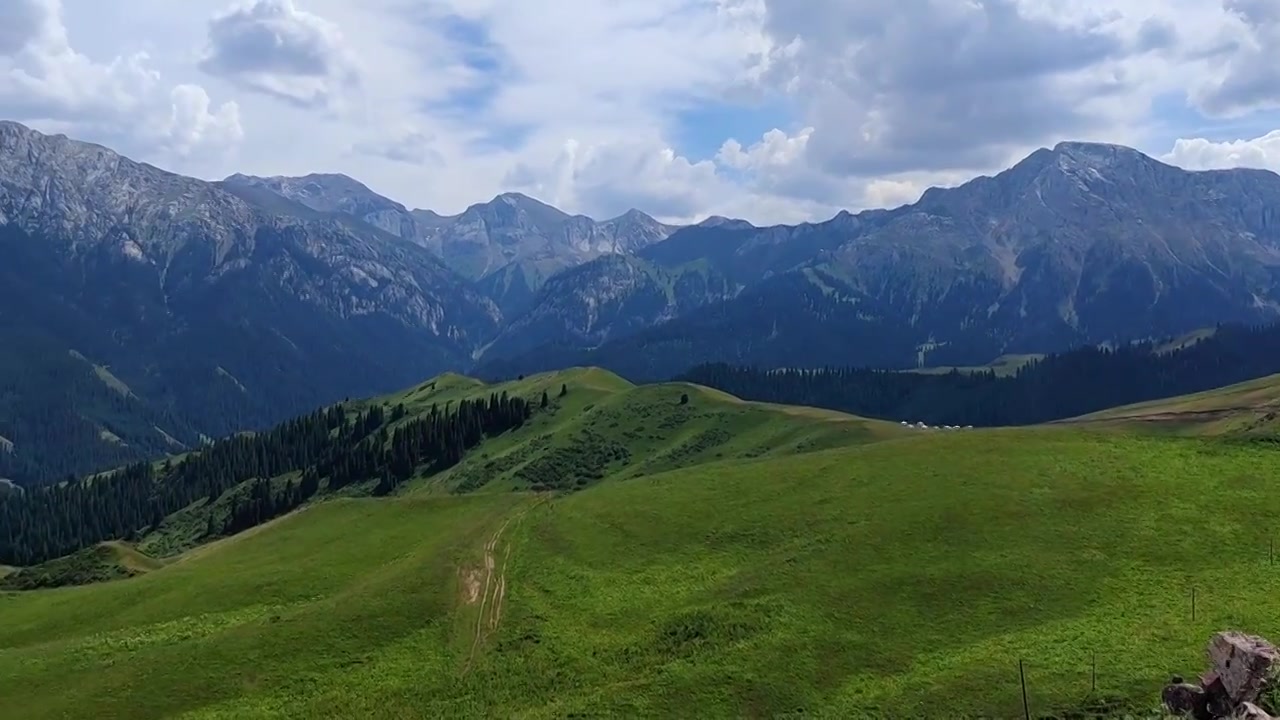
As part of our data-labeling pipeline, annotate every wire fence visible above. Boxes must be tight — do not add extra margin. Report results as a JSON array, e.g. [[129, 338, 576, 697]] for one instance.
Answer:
[[949, 561, 1280, 719]]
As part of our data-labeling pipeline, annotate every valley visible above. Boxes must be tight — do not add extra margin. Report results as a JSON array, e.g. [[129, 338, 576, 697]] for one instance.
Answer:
[[4, 368, 1280, 717]]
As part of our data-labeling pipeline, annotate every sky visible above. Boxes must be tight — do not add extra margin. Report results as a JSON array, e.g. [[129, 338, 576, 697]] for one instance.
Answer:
[[2, 0, 1280, 225]]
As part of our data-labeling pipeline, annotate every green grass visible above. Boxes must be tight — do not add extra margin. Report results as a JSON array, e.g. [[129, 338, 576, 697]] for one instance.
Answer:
[[390, 368, 907, 494], [1065, 373, 1280, 437], [0, 494, 528, 719], [910, 352, 1044, 377], [0, 541, 163, 590], [5, 369, 1280, 717], [1153, 327, 1217, 355]]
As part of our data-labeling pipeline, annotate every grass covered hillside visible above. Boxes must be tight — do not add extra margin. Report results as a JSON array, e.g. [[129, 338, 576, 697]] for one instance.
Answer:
[[383, 367, 906, 495], [1066, 372, 1280, 437], [0, 541, 162, 591], [4, 369, 1280, 717]]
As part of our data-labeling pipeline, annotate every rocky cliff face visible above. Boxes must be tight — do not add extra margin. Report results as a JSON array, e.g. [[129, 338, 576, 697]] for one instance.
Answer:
[[223, 172, 424, 241]]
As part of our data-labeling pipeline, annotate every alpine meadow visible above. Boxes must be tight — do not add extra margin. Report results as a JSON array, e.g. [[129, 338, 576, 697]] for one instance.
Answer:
[[5, 367, 1280, 718]]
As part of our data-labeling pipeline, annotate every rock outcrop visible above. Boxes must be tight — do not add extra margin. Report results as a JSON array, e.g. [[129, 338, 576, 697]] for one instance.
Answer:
[[1163, 632, 1280, 719]]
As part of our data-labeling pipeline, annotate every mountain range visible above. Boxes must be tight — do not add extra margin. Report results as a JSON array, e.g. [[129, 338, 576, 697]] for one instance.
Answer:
[[4, 119, 1280, 483], [222, 173, 678, 314]]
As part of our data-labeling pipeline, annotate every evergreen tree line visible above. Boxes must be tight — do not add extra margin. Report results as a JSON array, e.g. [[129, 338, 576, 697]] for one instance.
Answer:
[[0, 392, 531, 566], [678, 323, 1280, 427]]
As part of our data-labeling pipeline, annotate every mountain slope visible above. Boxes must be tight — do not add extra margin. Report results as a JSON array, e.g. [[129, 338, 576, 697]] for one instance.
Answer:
[[0, 120, 497, 484], [485, 142, 1280, 378], [0, 363, 901, 567], [477, 254, 736, 367], [1065, 371, 1280, 436]]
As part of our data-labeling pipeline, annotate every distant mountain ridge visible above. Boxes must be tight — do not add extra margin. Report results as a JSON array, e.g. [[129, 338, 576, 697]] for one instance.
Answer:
[[477, 140, 1280, 379], [223, 174, 678, 313], [7, 118, 1280, 482]]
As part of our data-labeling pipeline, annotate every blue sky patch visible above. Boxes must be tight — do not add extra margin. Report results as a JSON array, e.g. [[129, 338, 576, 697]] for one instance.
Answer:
[[1145, 91, 1280, 151], [670, 97, 796, 161]]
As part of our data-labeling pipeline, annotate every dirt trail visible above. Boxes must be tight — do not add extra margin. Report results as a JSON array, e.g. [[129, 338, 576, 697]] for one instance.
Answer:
[[462, 501, 540, 673]]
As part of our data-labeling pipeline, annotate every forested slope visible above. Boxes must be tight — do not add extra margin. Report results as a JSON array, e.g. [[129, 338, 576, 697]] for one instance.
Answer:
[[680, 323, 1280, 427]]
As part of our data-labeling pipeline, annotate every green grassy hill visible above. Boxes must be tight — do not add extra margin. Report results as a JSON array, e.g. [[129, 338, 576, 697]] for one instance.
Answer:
[[3, 369, 1279, 718], [1064, 372, 1280, 436], [0, 541, 163, 590], [387, 367, 906, 495]]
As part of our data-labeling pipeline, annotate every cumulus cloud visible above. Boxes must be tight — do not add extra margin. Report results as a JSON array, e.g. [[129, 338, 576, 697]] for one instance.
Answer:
[[505, 137, 723, 220], [0, 0, 241, 163], [717, 127, 811, 173], [199, 0, 358, 109], [1162, 130, 1280, 171], [13, 0, 1280, 225], [158, 85, 245, 157], [480, 0, 1258, 224], [751, 0, 1158, 177], [1192, 0, 1280, 116]]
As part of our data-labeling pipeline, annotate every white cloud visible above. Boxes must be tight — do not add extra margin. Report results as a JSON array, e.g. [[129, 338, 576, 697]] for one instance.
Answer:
[[5, 0, 1280, 226], [717, 128, 812, 173], [752, 0, 1179, 177], [158, 85, 245, 158], [198, 0, 358, 109], [1162, 130, 1280, 171], [1191, 0, 1280, 117], [352, 128, 443, 166], [0, 0, 241, 167], [506, 137, 723, 221], [0, 0, 48, 55]]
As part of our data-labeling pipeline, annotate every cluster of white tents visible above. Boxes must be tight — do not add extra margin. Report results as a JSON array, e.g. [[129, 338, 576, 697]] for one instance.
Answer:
[[900, 421, 974, 431]]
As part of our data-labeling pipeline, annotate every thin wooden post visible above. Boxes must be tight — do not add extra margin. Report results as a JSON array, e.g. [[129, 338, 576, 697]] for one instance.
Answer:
[[1192, 587, 1197, 622], [1270, 538, 1274, 566], [1091, 651, 1097, 693], [1019, 659, 1030, 720]]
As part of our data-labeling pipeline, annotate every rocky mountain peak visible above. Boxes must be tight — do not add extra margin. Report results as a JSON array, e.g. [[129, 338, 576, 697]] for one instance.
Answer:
[[461, 192, 570, 227], [697, 216, 755, 231], [909, 140, 1179, 218], [604, 208, 666, 231], [223, 172, 408, 215], [494, 191, 538, 206], [0, 119, 33, 137], [610, 208, 655, 223], [210, 165, 682, 303], [0, 121, 257, 266], [1051, 140, 1151, 164]]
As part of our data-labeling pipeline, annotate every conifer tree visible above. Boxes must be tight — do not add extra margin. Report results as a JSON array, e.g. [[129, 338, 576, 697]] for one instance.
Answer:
[[0, 389, 533, 565]]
